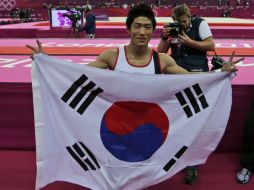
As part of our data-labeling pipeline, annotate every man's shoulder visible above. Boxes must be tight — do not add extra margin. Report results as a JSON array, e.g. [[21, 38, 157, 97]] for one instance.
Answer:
[[96, 48, 119, 68], [159, 52, 172, 59], [191, 16, 204, 21], [158, 53, 174, 66], [101, 48, 118, 56], [191, 16, 205, 25], [99, 48, 119, 62]]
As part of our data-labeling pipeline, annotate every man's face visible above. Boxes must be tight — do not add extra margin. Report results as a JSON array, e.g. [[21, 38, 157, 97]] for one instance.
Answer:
[[128, 16, 154, 47], [177, 14, 190, 30]]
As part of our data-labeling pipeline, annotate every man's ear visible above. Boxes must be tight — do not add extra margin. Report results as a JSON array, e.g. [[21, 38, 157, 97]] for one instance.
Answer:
[[126, 28, 130, 34]]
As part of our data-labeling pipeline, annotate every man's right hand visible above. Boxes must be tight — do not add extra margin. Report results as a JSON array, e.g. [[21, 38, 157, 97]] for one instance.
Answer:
[[26, 40, 45, 59]]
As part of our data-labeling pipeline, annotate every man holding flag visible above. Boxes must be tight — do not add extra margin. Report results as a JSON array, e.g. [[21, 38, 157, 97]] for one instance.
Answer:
[[27, 4, 241, 74], [27, 3, 244, 190]]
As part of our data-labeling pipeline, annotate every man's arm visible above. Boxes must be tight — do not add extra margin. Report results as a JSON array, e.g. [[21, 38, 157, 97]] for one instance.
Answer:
[[26, 40, 117, 70], [87, 49, 117, 69], [159, 53, 189, 74], [159, 51, 244, 74]]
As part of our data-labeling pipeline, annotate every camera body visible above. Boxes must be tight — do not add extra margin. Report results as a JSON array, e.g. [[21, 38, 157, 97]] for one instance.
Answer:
[[63, 12, 81, 22], [165, 22, 184, 37]]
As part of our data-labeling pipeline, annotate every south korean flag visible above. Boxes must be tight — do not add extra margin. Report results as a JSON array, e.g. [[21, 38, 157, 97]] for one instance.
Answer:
[[32, 54, 232, 190]]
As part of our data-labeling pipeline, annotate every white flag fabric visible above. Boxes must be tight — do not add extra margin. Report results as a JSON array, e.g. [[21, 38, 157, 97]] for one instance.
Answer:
[[32, 54, 233, 190]]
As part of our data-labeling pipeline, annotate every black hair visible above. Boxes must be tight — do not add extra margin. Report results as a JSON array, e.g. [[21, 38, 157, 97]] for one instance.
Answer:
[[126, 3, 156, 31]]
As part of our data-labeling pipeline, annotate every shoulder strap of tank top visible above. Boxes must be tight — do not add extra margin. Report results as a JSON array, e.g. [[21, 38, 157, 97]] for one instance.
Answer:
[[153, 50, 161, 74]]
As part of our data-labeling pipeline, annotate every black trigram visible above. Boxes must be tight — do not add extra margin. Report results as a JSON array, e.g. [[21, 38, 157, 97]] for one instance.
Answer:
[[163, 145, 188, 172], [66, 141, 101, 171], [61, 74, 103, 115], [175, 83, 209, 118]]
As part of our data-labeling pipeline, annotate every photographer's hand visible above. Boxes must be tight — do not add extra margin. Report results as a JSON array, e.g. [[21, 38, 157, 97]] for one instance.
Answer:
[[158, 25, 171, 53], [178, 31, 192, 45], [178, 31, 215, 52], [221, 51, 244, 72], [26, 40, 46, 59]]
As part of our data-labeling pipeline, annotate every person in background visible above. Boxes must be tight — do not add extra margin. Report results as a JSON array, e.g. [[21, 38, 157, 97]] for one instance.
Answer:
[[236, 100, 254, 184], [85, 1, 92, 9], [157, 3, 215, 185], [78, 5, 96, 39], [217, 0, 222, 6], [122, 2, 128, 9], [158, 4, 215, 73], [19, 9, 26, 22]]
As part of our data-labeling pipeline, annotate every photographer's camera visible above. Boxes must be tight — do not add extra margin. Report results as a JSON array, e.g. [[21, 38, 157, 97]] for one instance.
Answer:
[[165, 22, 184, 37], [63, 13, 81, 22]]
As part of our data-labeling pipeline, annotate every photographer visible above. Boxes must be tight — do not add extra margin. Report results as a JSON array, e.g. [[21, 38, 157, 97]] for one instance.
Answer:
[[78, 5, 96, 39], [157, 4, 215, 185], [157, 4, 215, 72]]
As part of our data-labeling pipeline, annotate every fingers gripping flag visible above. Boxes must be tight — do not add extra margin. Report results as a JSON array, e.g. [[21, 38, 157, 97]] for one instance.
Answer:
[[32, 54, 233, 190]]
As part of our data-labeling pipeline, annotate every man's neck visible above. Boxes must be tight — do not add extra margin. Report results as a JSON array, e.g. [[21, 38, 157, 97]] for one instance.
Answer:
[[126, 44, 150, 58]]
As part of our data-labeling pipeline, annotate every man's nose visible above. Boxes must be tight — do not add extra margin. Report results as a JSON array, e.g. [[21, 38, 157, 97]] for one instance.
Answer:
[[139, 27, 145, 34]]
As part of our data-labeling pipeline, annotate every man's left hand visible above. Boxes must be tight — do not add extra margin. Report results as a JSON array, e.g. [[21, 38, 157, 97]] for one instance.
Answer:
[[221, 51, 244, 72], [178, 31, 192, 45]]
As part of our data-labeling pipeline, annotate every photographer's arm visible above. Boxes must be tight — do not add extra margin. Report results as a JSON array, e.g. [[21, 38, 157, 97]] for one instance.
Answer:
[[157, 39, 170, 53], [178, 20, 215, 52], [157, 26, 171, 53]]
